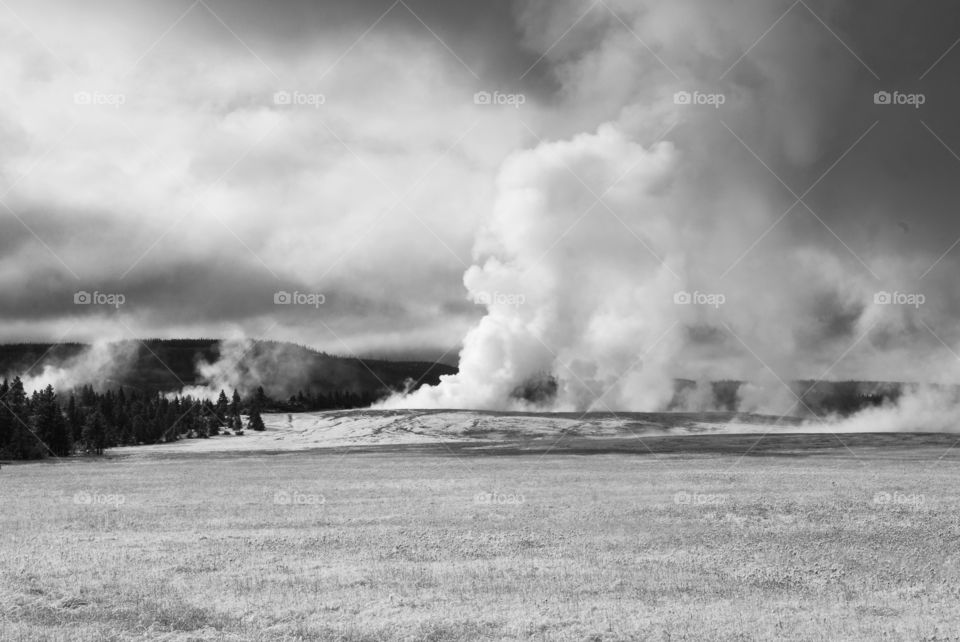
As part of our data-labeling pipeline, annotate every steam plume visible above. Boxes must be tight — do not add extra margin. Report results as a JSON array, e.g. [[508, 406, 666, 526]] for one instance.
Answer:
[[381, 125, 684, 410], [18, 341, 139, 394], [382, 0, 960, 415]]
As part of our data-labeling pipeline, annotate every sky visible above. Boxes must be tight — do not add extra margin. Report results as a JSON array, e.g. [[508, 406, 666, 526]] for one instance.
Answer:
[[3, 0, 960, 407]]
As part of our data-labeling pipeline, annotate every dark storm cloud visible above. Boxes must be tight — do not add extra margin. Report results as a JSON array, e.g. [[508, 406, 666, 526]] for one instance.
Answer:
[[102, 0, 556, 95], [723, 0, 960, 246]]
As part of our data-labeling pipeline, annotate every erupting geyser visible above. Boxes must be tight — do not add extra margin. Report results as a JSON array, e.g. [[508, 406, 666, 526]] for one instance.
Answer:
[[380, 125, 684, 411]]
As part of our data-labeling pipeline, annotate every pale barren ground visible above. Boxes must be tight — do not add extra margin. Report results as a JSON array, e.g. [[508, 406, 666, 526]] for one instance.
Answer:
[[109, 410, 806, 455], [2, 422, 960, 641]]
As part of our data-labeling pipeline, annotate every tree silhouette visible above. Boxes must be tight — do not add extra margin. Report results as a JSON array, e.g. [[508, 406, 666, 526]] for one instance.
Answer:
[[81, 410, 107, 455], [248, 406, 266, 432]]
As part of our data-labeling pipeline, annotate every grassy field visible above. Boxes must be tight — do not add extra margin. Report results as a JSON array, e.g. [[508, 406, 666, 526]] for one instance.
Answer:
[[2, 434, 960, 641]]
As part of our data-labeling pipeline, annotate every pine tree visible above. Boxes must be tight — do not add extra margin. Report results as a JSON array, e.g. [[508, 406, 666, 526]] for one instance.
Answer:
[[35, 385, 71, 457], [254, 386, 268, 411], [6, 377, 40, 459], [66, 394, 83, 444], [132, 415, 149, 443], [49, 396, 71, 456], [81, 410, 107, 455], [248, 406, 266, 432], [215, 390, 229, 426], [0, 379, 11, 456], [231, 389, 241, 418]]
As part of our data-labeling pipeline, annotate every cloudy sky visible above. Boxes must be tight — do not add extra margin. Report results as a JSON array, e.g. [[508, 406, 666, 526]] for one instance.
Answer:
[[4, 0, 960, 405]]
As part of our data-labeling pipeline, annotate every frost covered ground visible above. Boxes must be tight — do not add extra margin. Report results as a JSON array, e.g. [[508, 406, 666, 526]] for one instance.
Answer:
[[112, 409, 808, 456], [3, 429, 960, 640]]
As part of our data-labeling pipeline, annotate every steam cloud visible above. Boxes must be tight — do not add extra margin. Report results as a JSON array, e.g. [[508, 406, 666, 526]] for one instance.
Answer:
[[174, 338, 315, 401], [819, 385, 960, 433], [382, 0, 960, 421], [381, 125, 683, 410], [18, 341, 139, 395]]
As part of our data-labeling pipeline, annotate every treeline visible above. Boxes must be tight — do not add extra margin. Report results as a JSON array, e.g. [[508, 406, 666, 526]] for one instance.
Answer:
[[274, 389, 380, 412], [0, 378, 378, 461]]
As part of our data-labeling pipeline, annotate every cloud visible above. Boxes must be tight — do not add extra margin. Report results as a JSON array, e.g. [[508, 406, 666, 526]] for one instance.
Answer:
[[4, 0, 960, 407], [0, 0, 531, 354]]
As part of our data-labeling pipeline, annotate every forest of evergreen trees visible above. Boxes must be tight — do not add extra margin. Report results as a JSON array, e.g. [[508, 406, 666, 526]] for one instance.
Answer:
[[0, 379, 380, 461]]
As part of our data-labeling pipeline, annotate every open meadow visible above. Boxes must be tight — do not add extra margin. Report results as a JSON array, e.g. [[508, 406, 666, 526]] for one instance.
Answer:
[[3, 428, 960, 641]]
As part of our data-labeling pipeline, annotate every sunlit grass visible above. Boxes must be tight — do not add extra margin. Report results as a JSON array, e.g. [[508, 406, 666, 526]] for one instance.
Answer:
[[1, 442, 958, 640]]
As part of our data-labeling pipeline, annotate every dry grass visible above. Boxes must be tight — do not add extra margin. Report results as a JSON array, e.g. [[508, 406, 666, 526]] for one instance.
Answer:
[[2, 439, 959, 641]]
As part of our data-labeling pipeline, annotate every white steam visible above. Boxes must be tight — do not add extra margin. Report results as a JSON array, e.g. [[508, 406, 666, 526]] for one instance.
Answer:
[[174, 338, 255, 401], [172, 337, 306, 401], [171, 337, 334, 401], [18, 341, 139, 394], [381, 125, 685, 411], [380, 0, 960, 422], [819, 385, 960, 433]]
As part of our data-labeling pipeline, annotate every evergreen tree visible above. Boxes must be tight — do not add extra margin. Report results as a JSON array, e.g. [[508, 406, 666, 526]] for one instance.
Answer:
[[66, 394, 83, 444], [132, 414, 149, 444], [231, 389, 241, 417], [200, 414, 213, 438], [215, 389, 229, 426], [248, 406, 266, 432], [35, 385, 71, 457], [6, 377, 40, 459], [0, 379, 11, 456], [254, 386, 268, 411], [81, 410, 107, 455]]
